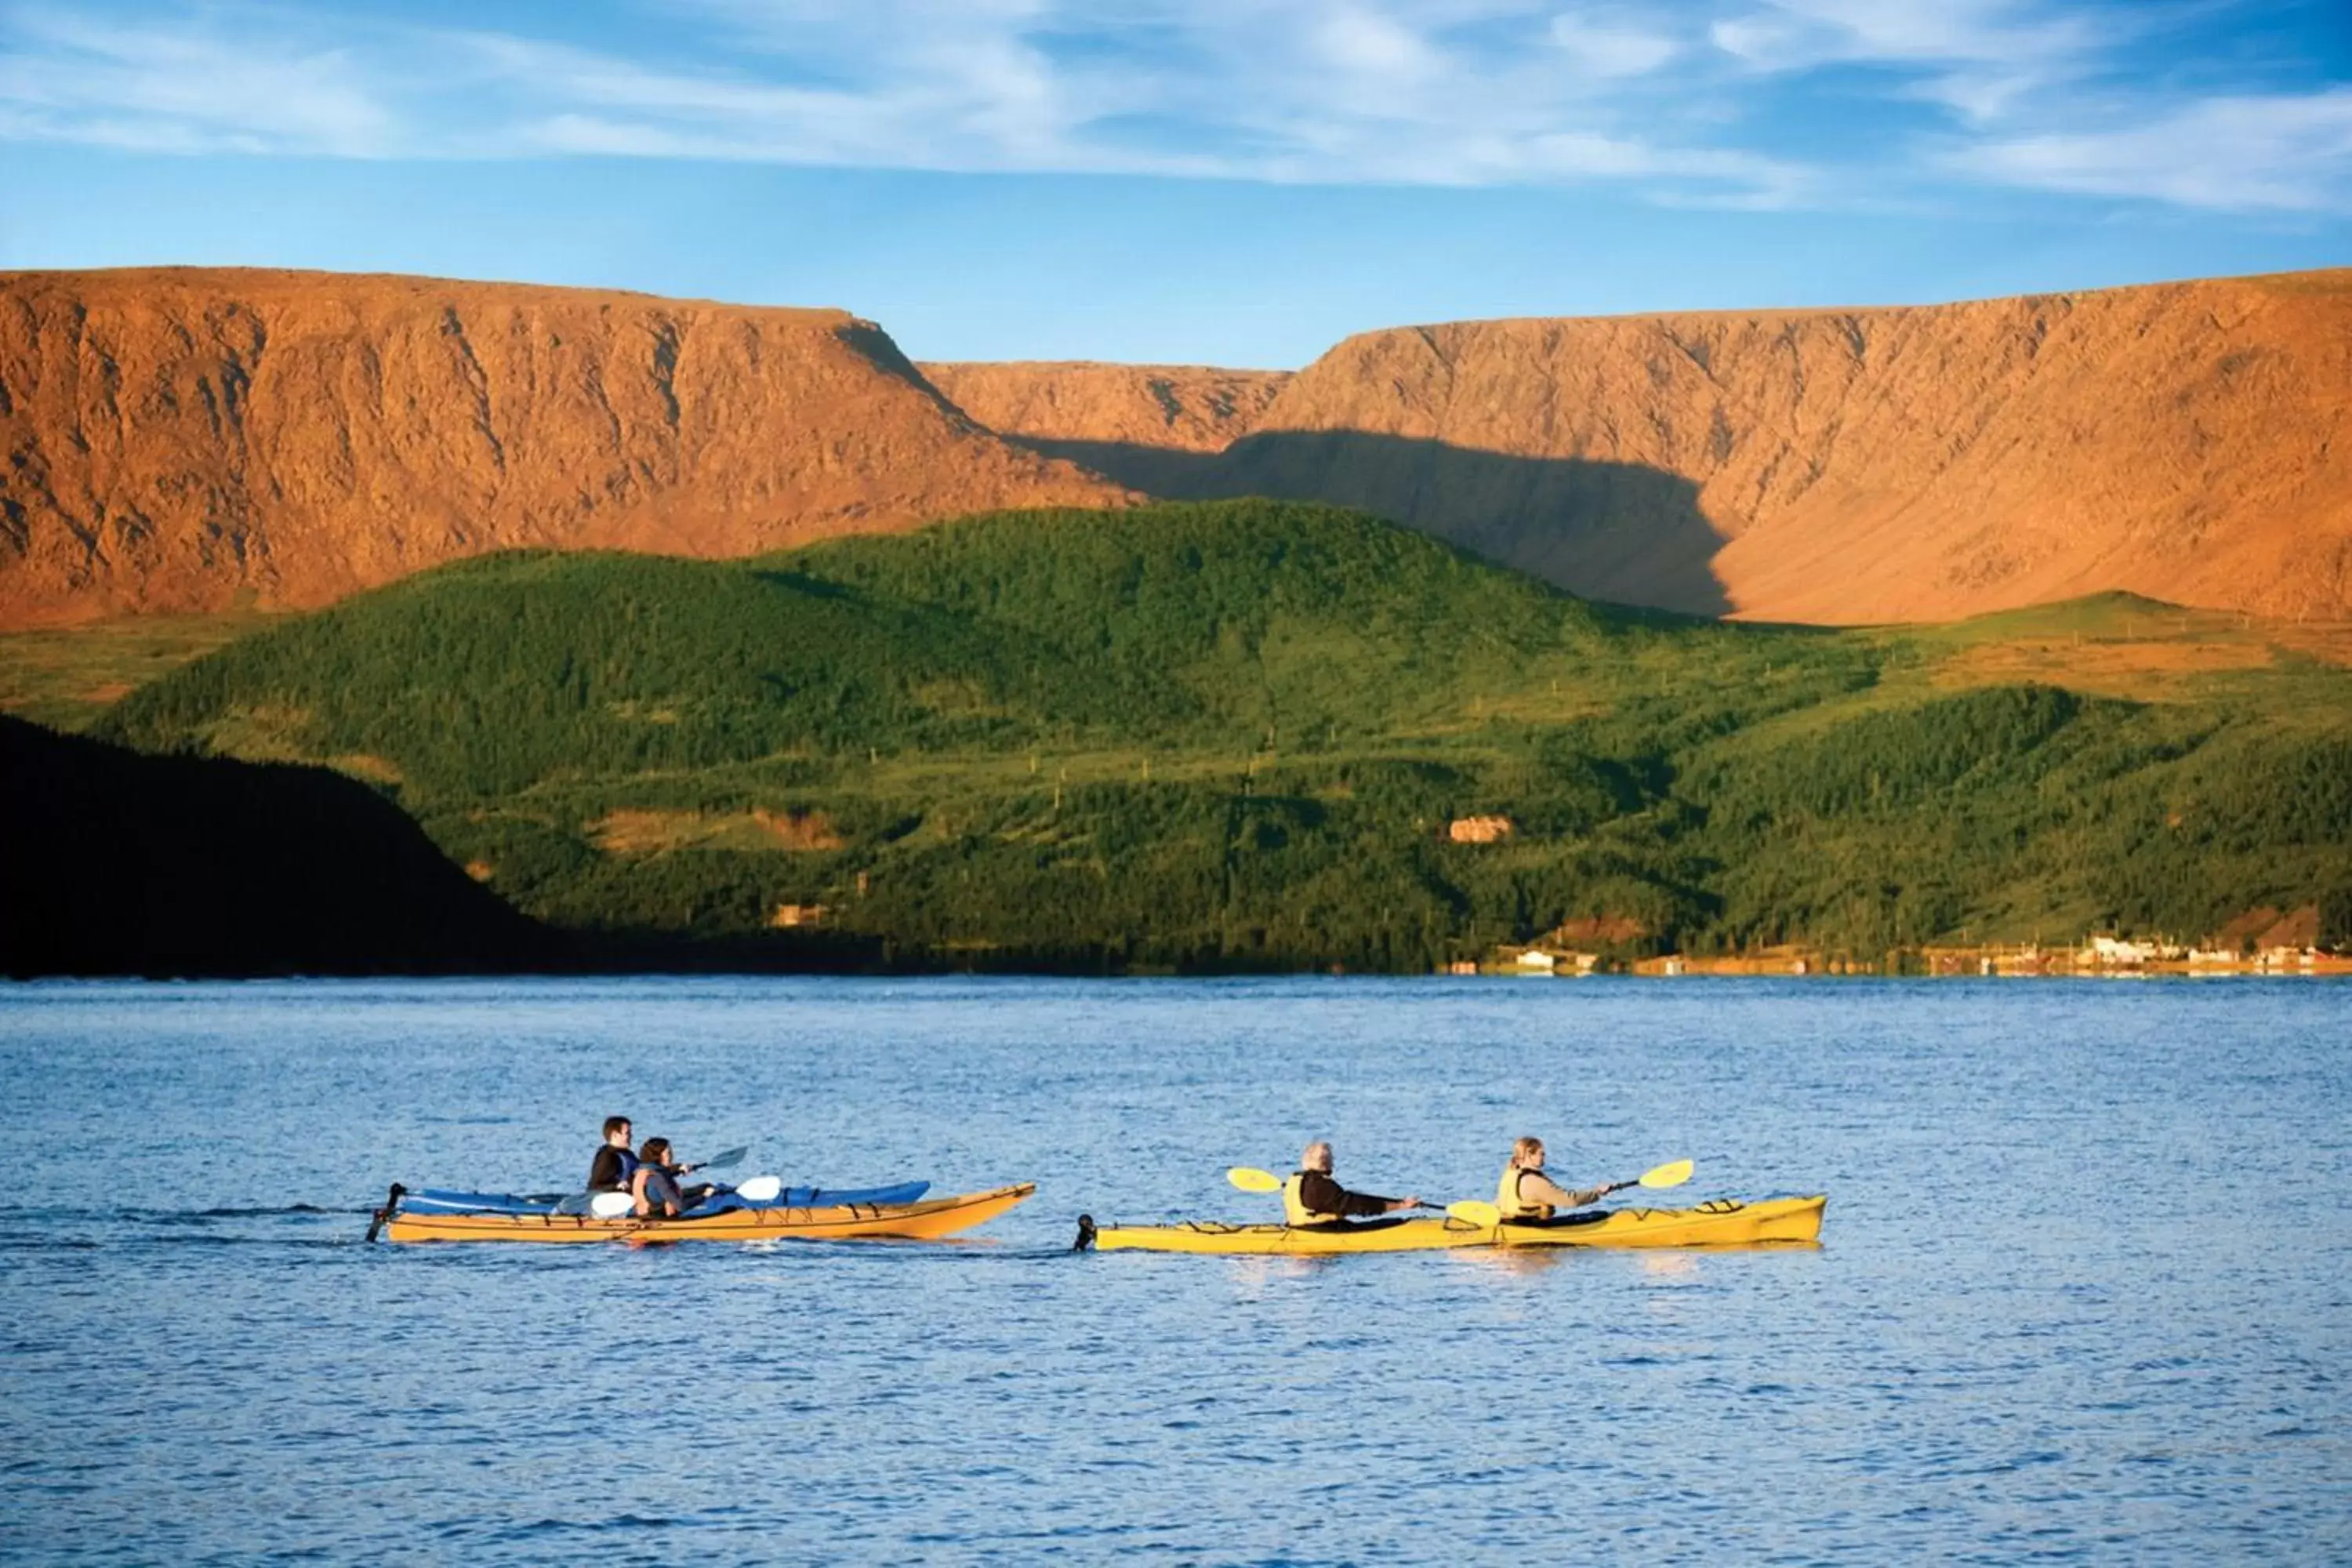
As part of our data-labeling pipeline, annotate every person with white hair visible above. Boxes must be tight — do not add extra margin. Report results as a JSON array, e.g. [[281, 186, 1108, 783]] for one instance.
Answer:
[[1280, 1140, 1423, 1227]]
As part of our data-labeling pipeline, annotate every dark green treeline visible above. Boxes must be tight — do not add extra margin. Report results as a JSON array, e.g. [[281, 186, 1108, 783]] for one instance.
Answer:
[[96, 502, 2352, 971]]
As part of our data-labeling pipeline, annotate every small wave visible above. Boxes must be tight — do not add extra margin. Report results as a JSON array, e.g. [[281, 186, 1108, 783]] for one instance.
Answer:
[[0, 1203, 369, 1221]]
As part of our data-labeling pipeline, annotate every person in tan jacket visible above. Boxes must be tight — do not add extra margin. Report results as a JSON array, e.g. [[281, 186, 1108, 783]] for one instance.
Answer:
[[1495, 1135, 1625, 1220]]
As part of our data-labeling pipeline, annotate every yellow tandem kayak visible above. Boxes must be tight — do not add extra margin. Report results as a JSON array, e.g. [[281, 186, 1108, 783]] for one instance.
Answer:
[[1076, 1195, 1825, 1254], [379, 1183, 1036, 1244]]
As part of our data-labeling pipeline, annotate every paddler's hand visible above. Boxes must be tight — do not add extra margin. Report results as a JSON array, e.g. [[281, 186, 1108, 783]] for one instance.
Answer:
[[1394, 1195, 1425, 1211]]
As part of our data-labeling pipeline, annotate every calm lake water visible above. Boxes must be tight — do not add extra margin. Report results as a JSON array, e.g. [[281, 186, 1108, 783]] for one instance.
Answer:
[[2, 976, 2347, 1564]]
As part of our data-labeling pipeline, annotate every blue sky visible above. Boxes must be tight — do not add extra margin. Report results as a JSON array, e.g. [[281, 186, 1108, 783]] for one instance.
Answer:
[[2, 1, 2347, 365]]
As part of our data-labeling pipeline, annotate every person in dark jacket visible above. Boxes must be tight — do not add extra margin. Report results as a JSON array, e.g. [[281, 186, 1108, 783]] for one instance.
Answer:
[[587, 1115, 637, 1192], [1281, 1141, 1423, 1225]]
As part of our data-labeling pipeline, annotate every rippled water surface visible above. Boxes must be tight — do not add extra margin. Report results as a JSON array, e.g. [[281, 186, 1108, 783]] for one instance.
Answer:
[[3, 977, 2347, 1564]]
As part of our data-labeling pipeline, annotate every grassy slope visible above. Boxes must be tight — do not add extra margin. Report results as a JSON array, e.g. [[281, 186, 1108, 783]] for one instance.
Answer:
[[0, 612, 277, 731], [64, 501, 2352, 967]]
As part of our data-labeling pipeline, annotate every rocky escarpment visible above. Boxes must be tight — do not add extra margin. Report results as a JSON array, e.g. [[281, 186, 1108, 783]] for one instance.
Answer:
[[920, 359, 1287, 449], [920, 360, 1290, 496], [0, 269, 1131, 624], [935, 272, 2352, 622], [12, 267, 2350, 626]]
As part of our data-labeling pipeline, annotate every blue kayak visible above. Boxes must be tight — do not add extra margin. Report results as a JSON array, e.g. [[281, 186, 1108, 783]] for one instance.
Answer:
[[400, 1181, 931, 1216]]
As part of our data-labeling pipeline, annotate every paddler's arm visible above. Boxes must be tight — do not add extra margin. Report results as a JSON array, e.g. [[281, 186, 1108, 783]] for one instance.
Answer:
[[1525, 1172, 1619, 1209], [1303, 1171, 1422, 1215]]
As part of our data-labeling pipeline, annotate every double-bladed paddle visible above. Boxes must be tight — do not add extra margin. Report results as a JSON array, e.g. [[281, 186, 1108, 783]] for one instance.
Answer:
[[1445, 1157, 1694, 1226]]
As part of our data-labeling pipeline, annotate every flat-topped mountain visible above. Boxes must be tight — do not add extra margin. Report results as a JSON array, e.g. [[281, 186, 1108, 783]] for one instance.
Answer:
[[935, 272, 2352, 623], [7, 267, 2349, 627], [0, 268, 1127, 624]]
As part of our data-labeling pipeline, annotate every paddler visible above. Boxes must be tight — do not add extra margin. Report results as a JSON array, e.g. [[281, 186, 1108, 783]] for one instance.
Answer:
[[1496, 1135, 1623, 1221], [1283, 1141, 1423, 1225], [630, 1137, 718, 1215], [630, 1137, 687, 1218], [586, 1115, 637, 1192]]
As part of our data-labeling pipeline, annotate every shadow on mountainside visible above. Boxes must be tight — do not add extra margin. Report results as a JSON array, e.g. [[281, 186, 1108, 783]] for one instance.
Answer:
[[0, 717, 556, 977], [1012, 430, 1733, 617]]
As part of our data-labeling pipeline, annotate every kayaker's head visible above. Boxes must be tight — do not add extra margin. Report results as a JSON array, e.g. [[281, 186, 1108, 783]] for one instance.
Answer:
[[1512, 1136, 1546, 1171], [602, 1116, 633, 1148], [1301, 1141, 1334, 1174], [640, 1137, 673, 1168]]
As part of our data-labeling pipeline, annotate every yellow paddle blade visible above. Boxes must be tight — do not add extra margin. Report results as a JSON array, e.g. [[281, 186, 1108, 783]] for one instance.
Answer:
[[1446, 1200, 1502, 1226], [1227, 1167, 1282, 1193], [1639, 1159, 1694, 1189]]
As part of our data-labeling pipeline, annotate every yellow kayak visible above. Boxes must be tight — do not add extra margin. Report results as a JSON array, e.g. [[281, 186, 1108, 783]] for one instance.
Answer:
[[1494, 1195, 1825, 1248], [1080, 1214, 1488, 1255], [379, 1184, 1035, 1244], [1076, 1195, 1825, 1254]]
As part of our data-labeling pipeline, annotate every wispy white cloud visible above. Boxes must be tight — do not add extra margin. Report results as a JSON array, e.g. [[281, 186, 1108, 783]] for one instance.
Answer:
[[0, 0, 2347, 213], [0, 5, 397, 154], [0, 0, 1809, 202], [1711, 0, 2113, 127], [1548, 10, 1682, 80], [1950, 86, 2352, 211]]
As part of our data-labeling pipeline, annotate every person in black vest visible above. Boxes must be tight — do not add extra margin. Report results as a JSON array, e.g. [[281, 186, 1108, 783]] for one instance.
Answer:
[[587, 1115, 637, 1192], [1281, 1141, 1422, 1225]]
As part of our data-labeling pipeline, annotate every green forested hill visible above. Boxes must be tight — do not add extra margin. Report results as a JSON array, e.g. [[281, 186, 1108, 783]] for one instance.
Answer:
[[92, 501, 2352, 969]]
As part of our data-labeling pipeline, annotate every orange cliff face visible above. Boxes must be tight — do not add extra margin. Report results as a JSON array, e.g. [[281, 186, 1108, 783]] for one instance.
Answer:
[[0, 269, 1132, 625], [919, 360, 1290, 499], [920, 359, 1289, 452], [927, 271, 2352, 624], [10, 267, 2352, 628]]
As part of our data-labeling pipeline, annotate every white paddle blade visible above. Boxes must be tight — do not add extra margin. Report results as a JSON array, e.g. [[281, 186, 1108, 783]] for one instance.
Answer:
[[735, 1174, 783, 1203], [1639, 1159, 1694, 1189], [1227, 1167, 1282, 1193], [587, 1191, 635, 1219]]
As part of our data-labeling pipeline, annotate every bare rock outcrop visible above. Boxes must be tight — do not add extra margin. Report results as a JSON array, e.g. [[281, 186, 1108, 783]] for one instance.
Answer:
[[921, 360, 1289, 497], [0, 269, 1131, 624], [927, 272, 2352, 622], [11, 266, 2349, 627], [921, 360, 1288, 452], [1194, 272, 2352, 621]]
